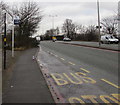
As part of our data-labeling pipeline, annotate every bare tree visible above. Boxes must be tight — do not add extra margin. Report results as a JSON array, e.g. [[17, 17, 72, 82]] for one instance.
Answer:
[[101, 15, 118, 35], [0, 1, 7, 33], [14, 2, 43, 47], [85, 25, 98, 41], [75, 24, 86, 34], [62, 19, 76, 39], [56, 27, 60, 35]]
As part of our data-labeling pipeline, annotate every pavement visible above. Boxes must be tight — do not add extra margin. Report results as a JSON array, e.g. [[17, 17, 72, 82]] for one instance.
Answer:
[[37, 41, 119, 104], [2, 48, 55, 103], [57, 41, 119, 51]]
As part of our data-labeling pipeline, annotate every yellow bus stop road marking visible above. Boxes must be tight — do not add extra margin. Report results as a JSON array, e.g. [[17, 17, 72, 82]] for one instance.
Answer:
[[101, 79, 120, 89], [68, 62, 75, 65], [80, 68, 90, 73]]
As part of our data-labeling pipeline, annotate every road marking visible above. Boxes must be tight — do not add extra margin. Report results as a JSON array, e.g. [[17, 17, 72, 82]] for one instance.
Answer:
[[81, 95, 99, 104], [54, 55, 58, 57], [68, 94, 119, 104], [51, 72, 96, 85], [51, 73, 69, 86], [68, 97, 85, 104], [101, 79, 120, 89], [68, 62, 75, 65], [80, 68, 90, 73], [60, 58, 65, 61], [50, 52, 53, 55], [111, 94, 120, 100], [63, 73, 83, 84], [100, 95, 119, 104]]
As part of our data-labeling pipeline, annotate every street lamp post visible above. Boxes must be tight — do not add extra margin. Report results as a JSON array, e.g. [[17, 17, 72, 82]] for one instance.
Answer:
[[118, 1, 120, 35], [49, 15, 57, 30], [97, 0, 101, 47]]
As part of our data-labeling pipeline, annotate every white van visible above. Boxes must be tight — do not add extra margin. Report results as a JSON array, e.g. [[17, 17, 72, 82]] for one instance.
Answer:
[[100, 35, 119, 44]]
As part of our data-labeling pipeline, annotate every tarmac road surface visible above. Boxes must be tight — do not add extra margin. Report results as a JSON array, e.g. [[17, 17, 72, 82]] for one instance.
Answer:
[[37, 41, 119, 104]]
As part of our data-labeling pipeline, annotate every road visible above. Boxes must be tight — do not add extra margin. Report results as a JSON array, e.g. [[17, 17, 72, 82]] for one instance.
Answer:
[[37, 41, 119, 104]]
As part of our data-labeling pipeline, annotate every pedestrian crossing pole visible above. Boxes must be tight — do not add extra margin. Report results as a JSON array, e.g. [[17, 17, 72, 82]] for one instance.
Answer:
[[4, 13, 6, 69]]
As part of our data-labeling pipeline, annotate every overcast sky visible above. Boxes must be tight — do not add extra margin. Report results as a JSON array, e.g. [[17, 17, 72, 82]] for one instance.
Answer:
[[1, 0, 120, 35]]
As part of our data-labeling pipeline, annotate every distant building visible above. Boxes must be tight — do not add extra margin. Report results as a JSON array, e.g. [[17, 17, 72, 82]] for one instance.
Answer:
[[118, 1, 120, 35]]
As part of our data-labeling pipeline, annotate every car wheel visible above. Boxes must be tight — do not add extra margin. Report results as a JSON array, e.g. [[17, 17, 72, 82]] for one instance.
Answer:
[[101, 41, 103, 44]]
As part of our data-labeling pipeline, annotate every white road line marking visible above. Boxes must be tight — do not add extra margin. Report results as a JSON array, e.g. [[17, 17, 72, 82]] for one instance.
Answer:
[[60, 58, 65, 61], [54, 55, 58, 57], [68, 62, 75, 65]]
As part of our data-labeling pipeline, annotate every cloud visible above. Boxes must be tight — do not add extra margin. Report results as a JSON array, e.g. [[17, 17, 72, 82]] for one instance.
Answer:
[[2, 0, 120, 3], [38, 2, 118, 35], [2, 0, 118, 35]]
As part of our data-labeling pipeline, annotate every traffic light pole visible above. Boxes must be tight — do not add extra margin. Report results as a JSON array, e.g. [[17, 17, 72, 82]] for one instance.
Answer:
[[4, 13, 6, 69]]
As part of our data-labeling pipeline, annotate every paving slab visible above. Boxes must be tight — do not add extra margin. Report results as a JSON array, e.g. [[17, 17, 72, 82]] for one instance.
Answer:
[[2, 48, 54, 103]]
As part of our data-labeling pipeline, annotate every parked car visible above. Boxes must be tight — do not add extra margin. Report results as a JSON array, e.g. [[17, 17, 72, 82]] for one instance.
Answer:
[[115, 36, 120, 43], [100, 35, 119, 44], [63, 37, 71, 41]]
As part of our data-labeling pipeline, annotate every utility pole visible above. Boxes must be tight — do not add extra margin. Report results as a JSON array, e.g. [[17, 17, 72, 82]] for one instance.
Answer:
[[118, 1, 120, 35], [97, 0, 101, 47], [4, 13, 6, 69], [49, 15, 57, 41]]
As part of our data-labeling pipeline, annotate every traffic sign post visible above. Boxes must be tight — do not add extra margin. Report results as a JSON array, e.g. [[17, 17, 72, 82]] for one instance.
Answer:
[[12, 18, 20, 58]]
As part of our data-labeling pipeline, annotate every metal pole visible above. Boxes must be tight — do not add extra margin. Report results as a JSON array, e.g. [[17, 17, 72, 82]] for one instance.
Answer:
[[97, 0, 101, 47], [4, 13, 6, 69], [12, 17, 14, 57], [3, 8, 14, 57], [118, 1, 120, 35], [52, 16, 54, 29]]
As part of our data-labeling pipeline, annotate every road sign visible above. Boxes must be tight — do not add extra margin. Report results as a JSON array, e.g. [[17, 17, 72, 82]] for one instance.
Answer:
[[14, 19, 20, 25], [96, 26, 102, 28]]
